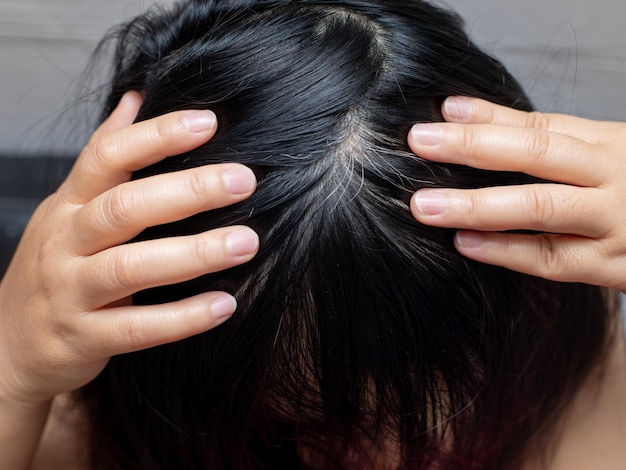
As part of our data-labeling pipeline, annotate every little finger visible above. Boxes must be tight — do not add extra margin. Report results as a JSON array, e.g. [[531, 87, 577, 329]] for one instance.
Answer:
[[412, 184, 608, 238], [453, 231, 607, 286]]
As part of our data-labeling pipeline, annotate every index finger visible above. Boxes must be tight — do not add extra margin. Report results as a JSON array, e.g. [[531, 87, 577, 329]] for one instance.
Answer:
[[441, 96, 614, 142], [61, 94, 218, 205]]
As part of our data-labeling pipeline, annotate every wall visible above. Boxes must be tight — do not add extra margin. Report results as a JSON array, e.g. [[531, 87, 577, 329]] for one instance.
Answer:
[[2, 0, 626, 156], [448, 0, 626, 121]]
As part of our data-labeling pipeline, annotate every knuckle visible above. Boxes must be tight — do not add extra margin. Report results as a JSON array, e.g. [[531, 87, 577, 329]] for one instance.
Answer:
[[526, 112, 550, 131], [526, 186, 555, 227], [536, 235, 562, 278], [526, 131, 551, 164], [464, 191, 484, 224], [109, 248, 142, 291], [480, 101, 496, 123], [50, 312, 81, 345], [120, 314, 153, 347], [188, 170, 211, 203], [459, 126, 478, 153], [153, 117, 176, 144], [101, 186, 136, 229], [193, 236, 215, 265], [87, 135, 117, 172]]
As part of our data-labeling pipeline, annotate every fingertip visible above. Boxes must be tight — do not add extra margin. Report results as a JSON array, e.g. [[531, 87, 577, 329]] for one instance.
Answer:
[[96, 91, 143, 136], [412, 190, 447, 218], [210, 293, 238, 321], [119, 90, 144, 109], [182, 110, 218, 134], [453, 231, 502, 270], [442, 96, 474, 122], [225, 227, 260, 259], [454, 230, 485, 250], [111, 91, 143, 121], [454, 231, 504, 267], [222, 165, 257, 195], [410, 123, 442, 147]]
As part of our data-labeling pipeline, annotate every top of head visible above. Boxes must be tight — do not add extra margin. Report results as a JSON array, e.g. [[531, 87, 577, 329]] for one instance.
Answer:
[[84, 1, 609, 468]]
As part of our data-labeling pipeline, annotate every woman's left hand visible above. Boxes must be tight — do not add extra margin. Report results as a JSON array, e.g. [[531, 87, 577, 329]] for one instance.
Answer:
[[409, 96, 626, 292]]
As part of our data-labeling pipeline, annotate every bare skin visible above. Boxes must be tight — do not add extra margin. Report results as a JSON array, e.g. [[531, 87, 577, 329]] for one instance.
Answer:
[[409, 97, 626, 468], [0, 92, 259, 469], [410, 97, 626, 293], [538, 324, 626, 470], [7, 95, 626, 467]]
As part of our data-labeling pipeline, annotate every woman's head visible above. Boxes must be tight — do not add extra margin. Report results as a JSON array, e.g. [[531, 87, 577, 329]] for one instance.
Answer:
[[80, 1, 612, 468]]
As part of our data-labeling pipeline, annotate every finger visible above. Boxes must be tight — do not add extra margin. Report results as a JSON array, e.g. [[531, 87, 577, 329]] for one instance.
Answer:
[[59, 92, 142, 200], [62, 108, 218, 204], [78, 226, 259, 308], [81, 292, 237, 357], [71, 164, 256, 254], [412, 185, 608, 238], [453, 230, 610, 287], [408, 122, 607, 187], [441, 96, 613, 142], [93, 91, 143, 138]]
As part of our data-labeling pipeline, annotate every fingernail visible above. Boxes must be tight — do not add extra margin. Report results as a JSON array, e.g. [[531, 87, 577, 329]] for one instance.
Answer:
[[411, 124, 442, 146], [211, 294, 237, 319], [223, 167, 256, 195], [226, 229, 259, 257], [183, 110, 217, 132], [456, 231, 484, 249], [444, 97, 473, 121], [415, 190, 447, 216]]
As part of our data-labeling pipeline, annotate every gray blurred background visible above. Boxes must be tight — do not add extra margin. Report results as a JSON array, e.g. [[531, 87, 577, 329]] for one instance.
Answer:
[[1, 0, 626, 271]]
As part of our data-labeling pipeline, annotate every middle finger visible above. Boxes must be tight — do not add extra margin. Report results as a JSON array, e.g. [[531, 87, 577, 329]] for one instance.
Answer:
[[412, 184, 608, 239], [71, 163, 256, 255], [78, 225, 259, 308]]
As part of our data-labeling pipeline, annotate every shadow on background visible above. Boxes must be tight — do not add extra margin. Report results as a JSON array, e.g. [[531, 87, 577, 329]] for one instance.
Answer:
[[0, 157, 73, 276]]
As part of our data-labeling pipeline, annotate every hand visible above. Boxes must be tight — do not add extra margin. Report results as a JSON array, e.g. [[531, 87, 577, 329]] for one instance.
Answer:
[[409, 96, 626, 292], [0, 92, 259, 405]]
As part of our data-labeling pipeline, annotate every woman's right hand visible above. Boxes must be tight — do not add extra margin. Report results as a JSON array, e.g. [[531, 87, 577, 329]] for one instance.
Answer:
[[0, 91, 259, 406]]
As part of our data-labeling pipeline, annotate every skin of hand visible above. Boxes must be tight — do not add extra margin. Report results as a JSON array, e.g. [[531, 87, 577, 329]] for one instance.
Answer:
[[410, 96, 626, 293], [0, 91, 259, 406]]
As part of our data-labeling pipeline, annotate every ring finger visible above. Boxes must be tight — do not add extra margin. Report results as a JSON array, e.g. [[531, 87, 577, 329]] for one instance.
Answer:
[[412, 184, 608, 238], [78, 226, 259, 308], [453, 231, 609, 287], [72, 163, 256, 254]]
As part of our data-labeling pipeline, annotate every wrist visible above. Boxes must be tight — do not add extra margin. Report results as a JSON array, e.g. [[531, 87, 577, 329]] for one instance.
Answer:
[[0, 367, 53, 411], [0, 391, 52, 413], [0, 394, 52, 470]]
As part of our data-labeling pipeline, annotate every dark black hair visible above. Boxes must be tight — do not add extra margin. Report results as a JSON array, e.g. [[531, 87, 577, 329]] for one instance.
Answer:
[[78, 1, 613, 468]]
